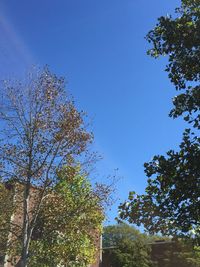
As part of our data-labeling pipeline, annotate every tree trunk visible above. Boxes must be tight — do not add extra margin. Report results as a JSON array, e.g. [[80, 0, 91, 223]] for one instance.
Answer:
[[15, 258, 26, 267], [17, 185, 30, 267], [16, 237, 30, 267]]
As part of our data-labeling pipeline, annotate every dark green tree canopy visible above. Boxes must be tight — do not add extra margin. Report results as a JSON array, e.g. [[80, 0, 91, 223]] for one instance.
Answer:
[[119, 130, 200, 239], [103, 223, 152, 267], [147, 0, 200, 128], [119, 0, 200, 242]]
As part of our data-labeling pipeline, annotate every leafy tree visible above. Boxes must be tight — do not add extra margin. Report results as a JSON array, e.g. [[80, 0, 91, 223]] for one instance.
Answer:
[[0, 67, 106, 267], [146, 0, 200, 126], [29, 166, 104, 267], [102, 223, 152, 267], [119, 129, 200, 238], [119, 0, 200, 242]]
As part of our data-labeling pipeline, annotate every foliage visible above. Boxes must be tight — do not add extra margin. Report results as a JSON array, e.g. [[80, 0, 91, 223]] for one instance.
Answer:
[[146, 0, 200, 126], [102, 223, 152, 267], [119, 129, 200, 238], [119, 0, 200, 243], [103, 225, 200, 267], [0, 67, 106, 267], [29, 166, 104, 267]]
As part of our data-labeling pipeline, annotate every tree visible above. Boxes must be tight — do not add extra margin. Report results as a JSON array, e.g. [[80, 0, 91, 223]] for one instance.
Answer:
[[119, 130, 200, 238], [119, 0, 200, 241], [29, 166, 104, 267], [146, 0, 200, 126], [0, 67, 100, 267], [102, 223, 152, 267]]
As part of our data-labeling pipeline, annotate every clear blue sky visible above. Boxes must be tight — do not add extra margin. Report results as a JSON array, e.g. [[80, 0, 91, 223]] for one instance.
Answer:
[[0, 0, 186, 223]]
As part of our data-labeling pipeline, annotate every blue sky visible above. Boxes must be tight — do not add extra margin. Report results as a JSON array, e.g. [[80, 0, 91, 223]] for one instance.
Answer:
[[0, 0, 186, 223]]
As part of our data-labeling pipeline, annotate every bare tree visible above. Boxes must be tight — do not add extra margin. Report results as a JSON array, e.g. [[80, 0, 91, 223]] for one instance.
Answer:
[[0, 67, 93, 267]]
